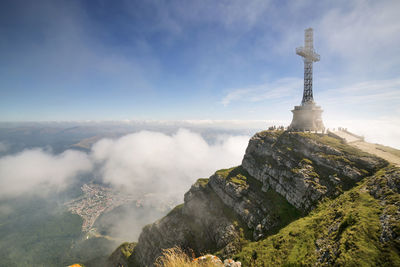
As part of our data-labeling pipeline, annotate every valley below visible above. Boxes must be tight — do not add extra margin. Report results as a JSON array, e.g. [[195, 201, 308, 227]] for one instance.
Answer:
[[65, 183, 137, 233]]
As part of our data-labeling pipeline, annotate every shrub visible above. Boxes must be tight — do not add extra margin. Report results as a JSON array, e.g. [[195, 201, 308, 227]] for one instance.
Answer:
[[155, 247, 221, 267]]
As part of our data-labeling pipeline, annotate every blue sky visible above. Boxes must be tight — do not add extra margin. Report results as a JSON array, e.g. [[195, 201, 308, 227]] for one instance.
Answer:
[[1, 0, 399, 123]]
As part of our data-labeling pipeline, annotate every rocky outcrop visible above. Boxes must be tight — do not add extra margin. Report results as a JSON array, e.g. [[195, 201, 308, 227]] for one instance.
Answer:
[[208, 167, 299, 241], [129, 180, 243, 267], [125, 131, 388, 266]]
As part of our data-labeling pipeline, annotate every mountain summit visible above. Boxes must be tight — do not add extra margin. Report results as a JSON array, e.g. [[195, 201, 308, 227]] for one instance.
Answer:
[[110, 130, 399, 266]]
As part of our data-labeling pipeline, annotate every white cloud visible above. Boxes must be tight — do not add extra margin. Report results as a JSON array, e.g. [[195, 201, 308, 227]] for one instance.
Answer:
[[319, 0, 400, 69], [221, 77, 302, 106], [91, 129, 249, 201], [137, 0, 273, 34], [0, 149, 92, 198], [0, 128, 249, 200], [325, 118, 400, 149], [320, 78, 400, 105]]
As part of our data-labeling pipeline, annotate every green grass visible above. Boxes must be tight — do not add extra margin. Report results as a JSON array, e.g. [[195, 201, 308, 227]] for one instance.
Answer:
[[301, 158, 313, 165], [195, 178, 209, 188], [118, 242, 137, 259], [215, 167, 237, 179], [234, 167, 400, 266], [216, 166, 249, 188], [375, 144, 400, 158], [257, 130, 285, 138], [230, 174, 247, 186], [297, 132, 374, 159]]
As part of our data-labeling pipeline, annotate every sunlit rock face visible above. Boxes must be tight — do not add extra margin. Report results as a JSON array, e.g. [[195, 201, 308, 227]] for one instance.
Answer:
[[125, 131, 387, 267], [242, 131, 386, 211]]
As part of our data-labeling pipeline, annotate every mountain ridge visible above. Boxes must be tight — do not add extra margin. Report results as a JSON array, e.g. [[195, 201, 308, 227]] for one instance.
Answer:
[[109, 130, 398, 266]]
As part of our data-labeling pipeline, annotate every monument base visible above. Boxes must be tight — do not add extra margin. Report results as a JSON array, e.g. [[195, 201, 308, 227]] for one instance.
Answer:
[[289, 103, 324, 132]]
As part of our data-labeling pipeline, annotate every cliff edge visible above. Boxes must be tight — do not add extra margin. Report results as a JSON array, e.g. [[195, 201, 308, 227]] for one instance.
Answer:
[[112, 131, 398, 266]]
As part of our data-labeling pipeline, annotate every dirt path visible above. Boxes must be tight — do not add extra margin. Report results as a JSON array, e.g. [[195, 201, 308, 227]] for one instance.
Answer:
[[350, 141, 400, 167], [330, 130, 400, 167], [332, 130, 362, 143]]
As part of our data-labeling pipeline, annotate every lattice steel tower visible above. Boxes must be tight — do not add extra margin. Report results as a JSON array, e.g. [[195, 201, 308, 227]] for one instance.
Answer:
[[296, 28, 320, 105], [289, 28, 324, 132]]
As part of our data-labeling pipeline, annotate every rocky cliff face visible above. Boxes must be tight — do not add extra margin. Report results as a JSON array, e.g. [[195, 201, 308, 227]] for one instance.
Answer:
[[129, 179, 243, 267], [242, 131, 385, 211], [122, 131, 388, 266]]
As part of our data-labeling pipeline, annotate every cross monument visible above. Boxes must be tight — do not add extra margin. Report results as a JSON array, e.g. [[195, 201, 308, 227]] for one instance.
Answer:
[[289, 28, 324, 132]]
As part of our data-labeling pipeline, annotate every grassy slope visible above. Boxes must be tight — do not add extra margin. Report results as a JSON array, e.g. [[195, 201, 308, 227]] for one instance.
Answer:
[[375, 144, 400, 158], [235, 166, 400, 266]]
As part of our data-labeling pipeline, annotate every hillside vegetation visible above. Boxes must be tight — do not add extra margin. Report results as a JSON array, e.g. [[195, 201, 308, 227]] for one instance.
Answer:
[[235, 166, 400, 266]]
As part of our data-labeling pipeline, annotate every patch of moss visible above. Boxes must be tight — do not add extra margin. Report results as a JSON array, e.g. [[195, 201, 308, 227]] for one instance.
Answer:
[[215, 166, 249, 188], [118, 242, 137, 259], [308, 171, 319, 178], [215, 167, 237, 179], [306, 179, 327, 192], [319, 153, 352, 164], [230, 174, 247, 186], [301, 158, 313, 165], [291, 159, 320, 180], [195, 178, 209, 188]]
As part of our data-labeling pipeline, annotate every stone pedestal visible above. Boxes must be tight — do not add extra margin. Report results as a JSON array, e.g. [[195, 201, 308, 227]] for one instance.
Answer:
[[289, 103, 324, 132]]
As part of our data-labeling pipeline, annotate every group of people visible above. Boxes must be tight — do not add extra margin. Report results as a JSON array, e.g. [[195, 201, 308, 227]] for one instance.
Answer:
[[268, 124, 330, 134], [267, 125, 286, 131]]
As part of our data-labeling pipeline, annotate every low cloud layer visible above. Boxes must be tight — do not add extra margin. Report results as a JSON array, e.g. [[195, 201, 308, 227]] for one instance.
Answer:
[[0, 149, 92, 198], [92, 129, 249, 200], [325, 118, 400, 149], [0, 129, 249, 201]]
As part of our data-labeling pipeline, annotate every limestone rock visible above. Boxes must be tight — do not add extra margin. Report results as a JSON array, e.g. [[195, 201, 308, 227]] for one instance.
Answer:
[[224, 258, 242, 266], [193, 254, 223, 265], [242, 131, 386, 211], [129, 180, 242, 267]]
